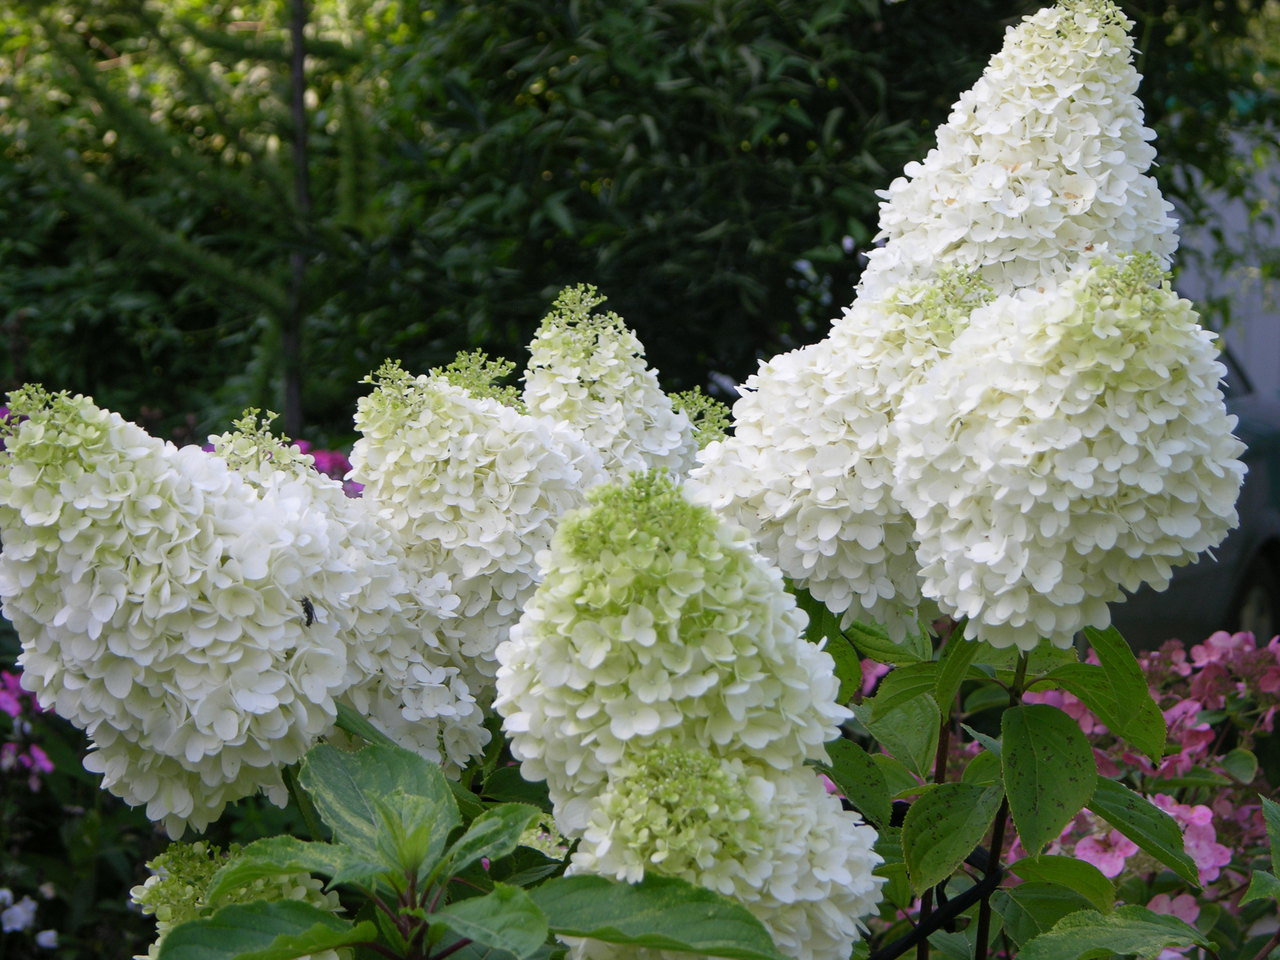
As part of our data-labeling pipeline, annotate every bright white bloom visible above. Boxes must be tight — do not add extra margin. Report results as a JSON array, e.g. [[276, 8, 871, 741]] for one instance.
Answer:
[[0, 389, 353, 835], [522, 285, 698, 481], [350, 360, 606, 700], [211, 414, 487, 775], [892, 255, 1246, 649], [688, 273, 991, 640], [494, 472, 849, 834], [567, 746, 883, 960], [859, 0, 1177, 301]]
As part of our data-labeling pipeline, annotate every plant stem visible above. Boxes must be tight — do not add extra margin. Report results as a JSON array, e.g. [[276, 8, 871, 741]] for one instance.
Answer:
[[973, 650, 1029, 960], [1249, 925, 1280, 960]]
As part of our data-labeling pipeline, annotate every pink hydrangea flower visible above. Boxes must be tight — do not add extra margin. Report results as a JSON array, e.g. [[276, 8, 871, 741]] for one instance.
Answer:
[[1152, 795, 1233, 884], [1073, 829, 1138, 878], [1148, 892, 1199, 924]]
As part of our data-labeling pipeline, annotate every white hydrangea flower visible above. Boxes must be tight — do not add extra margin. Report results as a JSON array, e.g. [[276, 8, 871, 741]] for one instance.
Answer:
[[522, 285, 698, 481], [494, 472, 849, 834], [0, 390, 352, 835], [211, 413, 488, 775], [688, 273, 990, 640], [350, 360, 607, 701], [566, 746, 883, 960], [892, 255, 1246, 649], [859, 0, 1178, 301]]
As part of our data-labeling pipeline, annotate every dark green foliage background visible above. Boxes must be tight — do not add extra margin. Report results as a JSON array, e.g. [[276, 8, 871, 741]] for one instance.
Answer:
[[0, 0, 1275, 442]]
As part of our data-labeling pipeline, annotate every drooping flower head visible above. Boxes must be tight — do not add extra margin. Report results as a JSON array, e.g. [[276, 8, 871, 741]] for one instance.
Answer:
[[211, 411, 487, 775], [892, 255, 1246, 649], [0, 389, 351, 835], [522, 285, 698, 480], [569, 747, 883, 960], [688, 271, 992, 640], [494, 471, 848, 832], [859, 0, 1178, 300], [350, 358, 606, 699]]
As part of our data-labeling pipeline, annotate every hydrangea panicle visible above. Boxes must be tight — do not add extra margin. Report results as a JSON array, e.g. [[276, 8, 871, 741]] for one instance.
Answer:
[[521, 285, 698, 479], [859, 0, 1177, 301], [892, 255, 1246, 649], [0, 388, 354, 834]]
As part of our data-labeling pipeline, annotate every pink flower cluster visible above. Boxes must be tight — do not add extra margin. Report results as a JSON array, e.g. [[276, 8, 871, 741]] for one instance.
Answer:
[[290, 440, 363, 497], [1, 671, 54, 791]]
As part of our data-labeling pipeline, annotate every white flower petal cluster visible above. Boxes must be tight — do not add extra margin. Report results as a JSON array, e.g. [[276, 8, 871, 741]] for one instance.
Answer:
[[892, 255, 1246, 649], [688, 273, 990, 640], [495, 472, 882, 958], [859, 0, 1177, 301], [567, 747, 883, 960], [522, 285, 698, 481], [0, 391, 350, 835], [211, 415, 487, 775], [350, 362, 607, 700]]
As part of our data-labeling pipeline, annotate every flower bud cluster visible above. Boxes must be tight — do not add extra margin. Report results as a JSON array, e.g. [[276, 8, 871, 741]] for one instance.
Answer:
[[495, 472, 883, 960]]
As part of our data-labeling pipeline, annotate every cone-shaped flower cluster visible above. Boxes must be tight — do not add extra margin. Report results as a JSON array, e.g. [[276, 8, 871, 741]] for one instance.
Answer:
[[350, 359, 607, 700], [495, 472, 883, 960], [690, 0, 1240, 652], [858, 0, 1177, 301], [211, 413, 486, 774], [522, 285, 699, 481], [893, 255, 1246, 649], [0, 390, 350, 835], [688, 272, 991, 640]]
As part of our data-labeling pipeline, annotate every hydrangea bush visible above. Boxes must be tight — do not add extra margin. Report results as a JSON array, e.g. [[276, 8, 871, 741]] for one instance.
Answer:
[[0, 1, 1276, 960]]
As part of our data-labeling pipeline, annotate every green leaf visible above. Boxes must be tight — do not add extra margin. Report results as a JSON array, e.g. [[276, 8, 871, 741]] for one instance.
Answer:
[[795, 590, 864, 702], [530, 874, 787, 960], [846, 619, 932, 664], [483, 766, 553, 810], [870, 662, 941, 720], [1221, 747, 1258, 784], [1009, 856, 1115, 913], [1240, 869, 1280, 905], [827, 637, 864, 704], [1087, 778, 1199, 887], [960, 749, 1001, 786], [992, 884, 1094, 947], [935, 639, 981, 721], [1262, 795, 1280, 869], [445, 804, 542, 876], [334, 701, 399, 749], [157, 901, 375, 960], [1016, 905, 1212, 960], [961, 723, 1002, 758], [1082, 626, 1166, 762], [818, 738, 891, 828], [432, 884, 549, 960], [902, 782, 1002, 893], [206, 837, 384, 902], [299, 743, 459, 865], [871, 753, 921, 798], [1002, 704, 1097, 856], [852, 695, 940, 780]]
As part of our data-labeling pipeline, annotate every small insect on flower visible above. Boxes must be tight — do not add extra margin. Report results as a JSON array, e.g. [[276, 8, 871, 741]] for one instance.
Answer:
[[301, 597, 315, 627]]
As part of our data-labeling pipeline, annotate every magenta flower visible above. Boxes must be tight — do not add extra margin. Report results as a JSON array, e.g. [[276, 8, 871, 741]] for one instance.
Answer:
[[1152, 795, 1233, 884], [1073, 829, 1138, 878], [1147, 892, 1199, 924]]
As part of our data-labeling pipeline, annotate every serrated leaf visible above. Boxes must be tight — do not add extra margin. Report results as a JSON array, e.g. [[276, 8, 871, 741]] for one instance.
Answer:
[[852, 695, 940, 780], [1009, 856, 1115, 913], [1240, 869, 1280, 905], [1081, 626, 1166, 762], [299, 743, 459, 865], [1002, 705, 1096, 856], [961, 749, 1001, 786], [157, 901, 375, 960], [869, 662, 940, 720], [870, 753, 920, 800], [1087, 778, 1199, 887], [846, 619, 931, 664], [818, 738, 891, 828], [902, 782, 1002, 893], [992, 884, 1094, 947], [961, 723, 1002, 758], [530, 874, 787, 960], [432, 884, 548, 960], [445, 804, 542, 876], [206, 837, 384, 902], [1016, 905, 1212, 960], [1262, 795, 1280, 869], [935, 639, 981, 721]]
